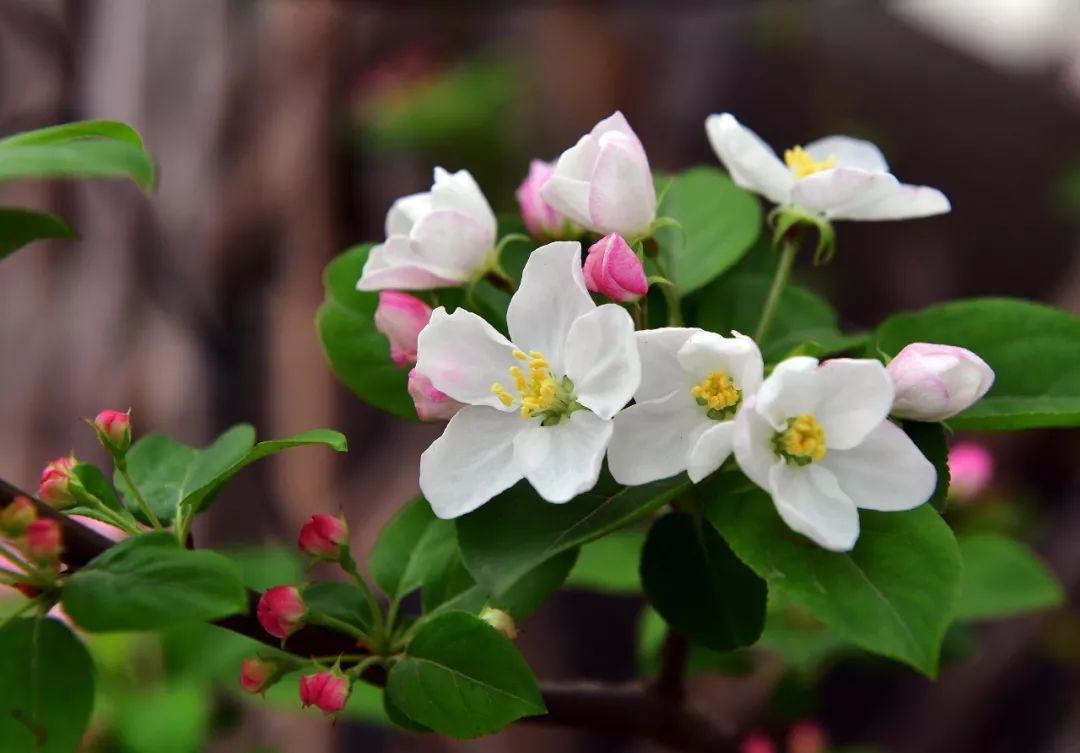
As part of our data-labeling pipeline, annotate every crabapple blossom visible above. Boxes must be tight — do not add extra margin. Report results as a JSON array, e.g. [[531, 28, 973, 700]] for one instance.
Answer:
[[583, 233, 648, 302], [0, 496, 36, 537], [299, 671, 350, 715], [25, 518, 62, 563], [38, 456, 77, 509], [887, 342, 995, 421], [297, 514, 349, 560], [407, 368, 464, 421], [257, 585, 308, 639], [93, 409, 131, 452], [240, 657, 280, 694], [374, 291, 431, 367], [516, 159, 576, 239]]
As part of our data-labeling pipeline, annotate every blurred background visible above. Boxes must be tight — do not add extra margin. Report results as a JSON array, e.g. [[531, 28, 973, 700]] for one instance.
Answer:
[[2, 1, 1080, 752]]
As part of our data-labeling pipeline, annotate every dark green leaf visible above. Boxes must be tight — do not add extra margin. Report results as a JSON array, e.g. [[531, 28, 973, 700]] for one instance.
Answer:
[[641, 513, 766, 651], [636, 607, 754, 678], [71, 462, 125, 512], [0, 208, 75, 260], [902, 422, 950, 512], [0, 618, 95, 753], [223, 546, 304, 592], [491, 548, 578, 619], [956, 532, 1063, 621], [369, 497, 453, 599], [62, 531, 247, 631], [303, 581, 376, 634], [383, 692, 431, 733], [386, 612, 545, 738]]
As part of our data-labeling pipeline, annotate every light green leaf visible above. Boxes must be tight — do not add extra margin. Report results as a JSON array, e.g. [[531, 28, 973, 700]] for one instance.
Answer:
[[114, 685, 209, 753], [0, 208, 75, 260], [0, 140, 155, 190], [566, 530, 644, 594], [0, 618, 95, 753], [956, 532, 1063, 621], [386, 612, 545, 738], [875, 298, 1080, 429], [62, 531, 248, 631], [0, 120, 144, 148]]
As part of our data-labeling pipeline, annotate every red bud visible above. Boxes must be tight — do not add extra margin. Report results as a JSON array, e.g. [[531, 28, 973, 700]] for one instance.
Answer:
[[299, 671, 350, 715], [297, 514, 349, 560], [257, 585, 308, 639]]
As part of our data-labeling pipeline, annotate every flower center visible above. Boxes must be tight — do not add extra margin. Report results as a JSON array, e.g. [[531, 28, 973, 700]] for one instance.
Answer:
[[491, 350, 577, 424], [690, 369, 741, 420], [784, 146, 836, 179], [772, 413, 827, 466]]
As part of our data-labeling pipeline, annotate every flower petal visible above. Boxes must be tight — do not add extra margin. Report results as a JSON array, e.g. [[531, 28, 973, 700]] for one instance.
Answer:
[[506, 241, 594, 375], [676, 331, 764, 396], [805, 136, 889, 173], [539, 174, 593, 229], [420, 407, 524, 519], [636, 327, 700, 402], [812, 359, 894, 450], [769, 463, 859, 552], [514, 410, 612, 503], [733, 396, 781, 491], [356, 237, 459, 291], [587, 134, 656, 236], [687, 420, 737, 483], [385, 192, 432, 236], [790, 168, 900, 218], [415, 307, 517, 409], [564, 304, 640, 420], [755, 356, 820, 431], [430, 167, 496, 235], [823, 420, 936, 512], [410, 209, 494, 279], [835, 182, 951, 221], [705, 113, 794, 205], [591, 111, 646, 156], [608, 392, 704, 485]]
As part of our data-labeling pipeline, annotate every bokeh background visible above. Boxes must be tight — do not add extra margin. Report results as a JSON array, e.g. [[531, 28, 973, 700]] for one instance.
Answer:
[[2, 1, 1080, 752]]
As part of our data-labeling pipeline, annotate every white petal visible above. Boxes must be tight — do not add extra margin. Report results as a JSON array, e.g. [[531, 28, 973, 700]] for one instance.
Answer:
[[676, 331, 764, 396], [835, 182, 951, 221], [769, 463, 859, 552], [385, 192, 432, 236], [823, 421, 936, 512], [636, 328, 700, 402], [733, 396, 781, 491], [420, 407, 524, 519], [539, 174, 593, 229], [563, 304, 640, 420], [608, 392, 704, 485], [687, 420, 737, 483], [590, 111, 646, 156], [755, 356, 820, 431], [587, 133, 656, 236], [812, 359, 894, 450], [506, 241, 594, 375], [514, 410, 612, 503], [410, 210, 494, 279], [415, 307, 517, 409], [804, 135, 889, 173], [356, 237, 459, 291], [430, 168, 497, 236], [705, 113, 793, 205], [790, 168, 900, 218]]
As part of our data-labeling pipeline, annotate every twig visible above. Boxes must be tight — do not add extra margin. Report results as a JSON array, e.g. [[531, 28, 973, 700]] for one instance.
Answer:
[[656, 628, 689, 705]]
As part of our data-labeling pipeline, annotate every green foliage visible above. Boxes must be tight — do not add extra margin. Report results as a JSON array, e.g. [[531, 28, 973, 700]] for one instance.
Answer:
[[62, 532, 248, 631], [565, 530, 644, 594], [0, 209, 75, 261], [0, 617, 95, 753], [317, 244, 417, 420], [385, 612, 545, 738], [706, 477, 961, 676], [655, 166, 762, 295], [902, 422, 950, 513], [956, 532, 1063, 621], [303, 581, 376, 634], [457, 473, 689, 596], [641, 513, 766, 651], [113, 684, 209, 753], [369, 496, 449, 600], [875, 298, 1080, 429]]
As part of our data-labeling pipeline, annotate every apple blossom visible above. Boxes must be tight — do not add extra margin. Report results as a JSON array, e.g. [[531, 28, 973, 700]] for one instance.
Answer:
[[299, 671, 350, 715], [541, 111, 657, 238], [516, 159, 576, 239], [705, 112, 950, 221], [734, 357, 936, 551], [374, 291, 431, 367], [93, 409, 131, 453], [297, 514, 349, 560], [583, 233, 648, 302], [25, 518, 62, 563], [257, 585, 308, 639], [415, 241, 640, 518], [609, 329, 763, 485], [356, 167, 497, 291], [240, 657, 280, 694], [38, 455, 77, 510], [407, 368, 464, 421], [887, 342, 995, 421], [947, 441, 994, 501], [0, 496, 36, 538]]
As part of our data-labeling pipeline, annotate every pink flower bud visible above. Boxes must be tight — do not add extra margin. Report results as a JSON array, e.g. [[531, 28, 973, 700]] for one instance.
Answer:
[[38, 456, 77, 510], [94, 409, 131, 452], [1, 496, 37, 538], [516, 159, 573, 239], [300, 671, 351, 715], [374, 291, 431, 367], [947, 442, 994, 501], [257, 585, 308, 639], [298, 514, 349, 560], [739, 732, 776, 753], [583, 233, 648, 302], [787, 721, 827, 753], [480, 606, 518, 640], [407, 368, 464, 421], [24, 518, 62, 563], [240, 657, 280, 694], [887, 343, 995, 422]]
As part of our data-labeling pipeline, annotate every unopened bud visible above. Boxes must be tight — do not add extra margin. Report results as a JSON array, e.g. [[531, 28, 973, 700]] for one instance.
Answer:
[[257, 585, 308, 640], [0, 496, 37, 538], [583, 233, 648, 303], [740, 732, 777, 753], [299, 670, 351, 715], [480, 606, 518, 640], [92, 409, 132, 456], [240, 656, 281, 694], [298, 514, 349, 560], [787, 721, 827, 753], [38, 456, 77, 510], [24, 518, 62, 563]]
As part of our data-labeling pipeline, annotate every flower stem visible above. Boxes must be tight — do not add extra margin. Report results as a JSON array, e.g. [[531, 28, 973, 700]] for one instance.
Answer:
[[309, 612, 376, 650], [117, 466, 163, 530], [754, 237, 798, 343], [649, 258, 683, 326], [339, 553, 386, 645], [0, 541, 35, 574], [85, 496, 142, 536]]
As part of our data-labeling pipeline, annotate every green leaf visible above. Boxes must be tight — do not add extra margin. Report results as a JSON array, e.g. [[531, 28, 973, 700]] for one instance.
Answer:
[[706, 477, 961, 676], [641, 513, 766, 651], [902, 422, 950, 513], [491, 548, 578, 619], [369, 496, 454, 599], [383, 692, 431, 733], [457, 474, 689, 596], [0, 140, 155, 190], [386, 612, 545, 738], [956, 532, 1063, 621], [318, 244, 417, 420], [875, 298, 1080, 429], [566, 530, 644, 593], [114, 684, 209, 753], [70, 462, 125, 512], [0, 617, 95, 753], [62, 531, 248, 631], [303, 581, 376, 634], [0, 120, 144, 148], [0, 208, 75, 260], [223, 546, 304, 592], [655, 166, 761, 295]]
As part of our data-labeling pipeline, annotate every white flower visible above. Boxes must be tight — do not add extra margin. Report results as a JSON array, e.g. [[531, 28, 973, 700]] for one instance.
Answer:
[[733, 357, 936, 551], [415, 241, 640, 518], [356, 167, 497, 291], [608, 329, 763, 485], [540, 111, 656, 238], [705, 113, 950, 221]]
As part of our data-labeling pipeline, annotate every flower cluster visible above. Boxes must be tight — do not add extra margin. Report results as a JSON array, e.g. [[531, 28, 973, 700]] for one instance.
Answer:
[[358, 111, 989, 551]]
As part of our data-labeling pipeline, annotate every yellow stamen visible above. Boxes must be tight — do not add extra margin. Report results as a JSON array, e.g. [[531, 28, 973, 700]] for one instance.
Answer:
[[690, 369, 740, 414], [782, 414, 827, 462], [491, 383, 513, 407], [784, 145, 836, 179], [492, 349, 562, 420]]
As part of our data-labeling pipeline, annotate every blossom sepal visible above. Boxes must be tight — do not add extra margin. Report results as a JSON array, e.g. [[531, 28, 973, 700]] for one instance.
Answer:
[[768, 205, 836, 265]]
